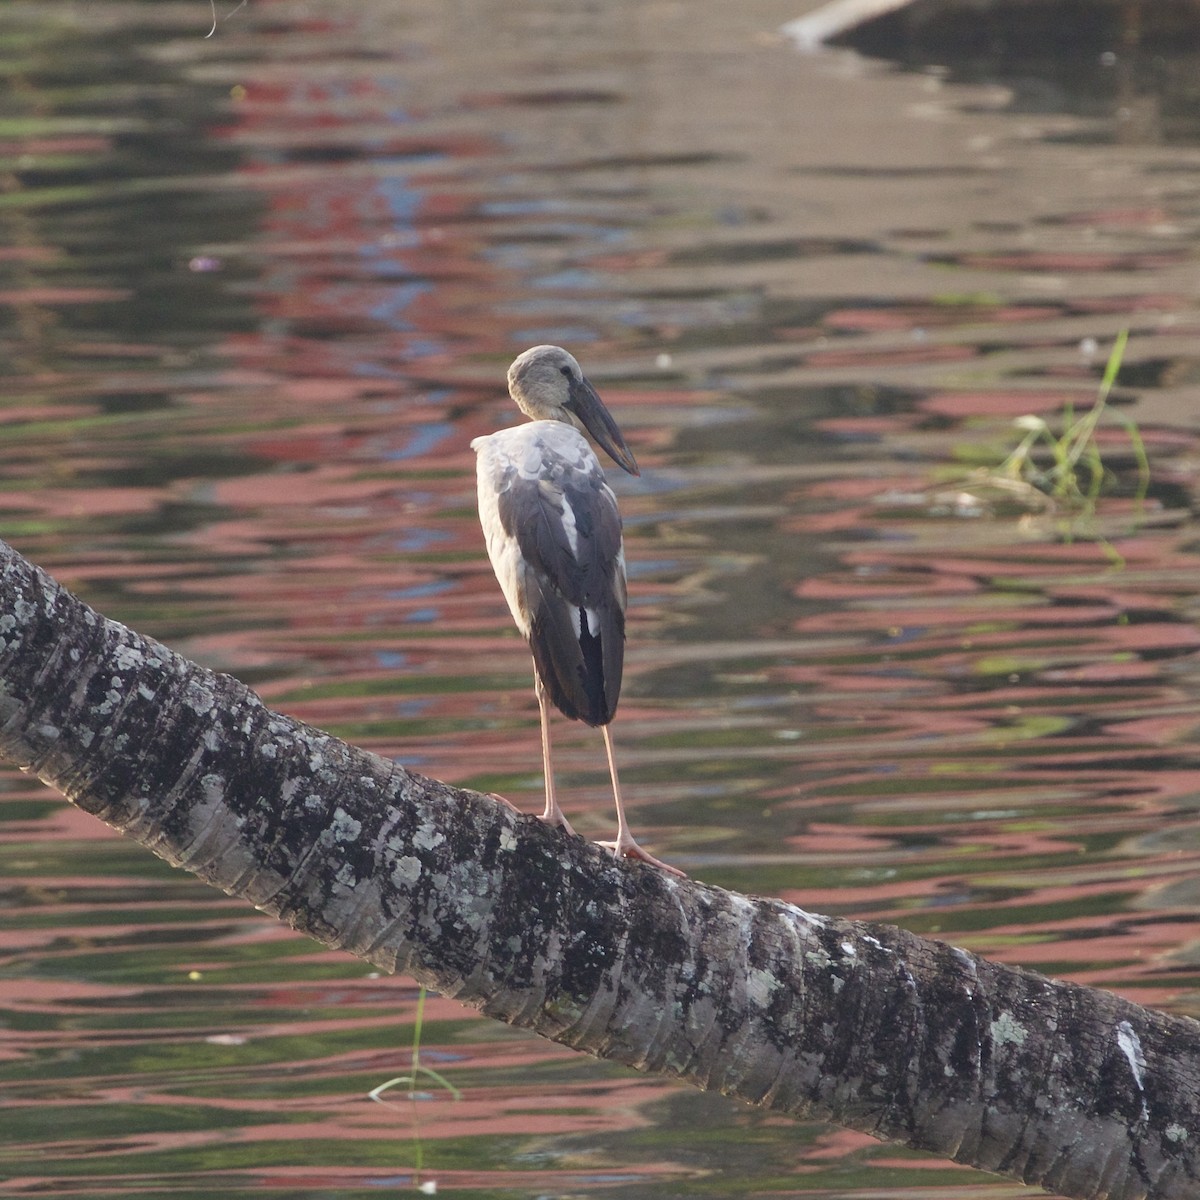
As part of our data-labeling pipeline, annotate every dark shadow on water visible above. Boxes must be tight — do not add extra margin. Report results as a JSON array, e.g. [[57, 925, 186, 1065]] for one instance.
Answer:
[[835, 0, 1200, 143]]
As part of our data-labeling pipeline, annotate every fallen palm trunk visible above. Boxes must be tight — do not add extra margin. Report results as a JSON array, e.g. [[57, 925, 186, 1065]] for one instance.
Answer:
[[0, 537, 1195, 1200]]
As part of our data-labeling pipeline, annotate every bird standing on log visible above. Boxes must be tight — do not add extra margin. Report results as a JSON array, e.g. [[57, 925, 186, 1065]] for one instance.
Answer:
[[472, 345, 682, 875]]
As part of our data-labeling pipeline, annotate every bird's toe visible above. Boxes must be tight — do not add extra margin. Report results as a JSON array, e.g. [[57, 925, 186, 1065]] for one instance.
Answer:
[[598, 836, 685, 877], [539, 806, 577, 838], [487, 791, 522, 814]]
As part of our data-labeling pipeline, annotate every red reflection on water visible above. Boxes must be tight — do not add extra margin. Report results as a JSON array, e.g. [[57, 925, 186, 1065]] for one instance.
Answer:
[[756, 439, 1200, 1005], [8, 4, 1200, 1197]]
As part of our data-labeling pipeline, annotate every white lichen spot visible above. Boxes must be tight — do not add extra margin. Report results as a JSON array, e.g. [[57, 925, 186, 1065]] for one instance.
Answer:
[[113, 644, 145, 671], [184, 679, 216, 715], [990, 1013, 1028, 1048], [789, 906, 827, 928], [840, 941, 856, 958], [746, 968, 777, 1007], [200, 773, 225, 800], [498, 827, 518, 852], [1116, 1020, 1150, 1121], [137, 683, 156, 701], [459, 907, 484, 932], [831, 975, 845, 993], [37, 723, 60, 742], [805, 948, 832, 970], [0, 614, 16, 635], [391, 855, 422, 886], [12, 599, 35, 624], [260, 743, 277, 759], [330, 807, 362, 843], [79, 729, 94, 748], [949, 947, 977, 995], [1166, 1123, 1188, 1143], [413, 822, 444, 852]]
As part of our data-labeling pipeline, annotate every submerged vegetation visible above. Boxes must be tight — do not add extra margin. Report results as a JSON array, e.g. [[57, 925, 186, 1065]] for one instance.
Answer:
[[988, 330, 1148, 513], [943, 331, 1151, 559]]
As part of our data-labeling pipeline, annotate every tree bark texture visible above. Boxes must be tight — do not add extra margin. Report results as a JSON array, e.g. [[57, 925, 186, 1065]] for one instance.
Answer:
[[0, 537, 1197, 1200]]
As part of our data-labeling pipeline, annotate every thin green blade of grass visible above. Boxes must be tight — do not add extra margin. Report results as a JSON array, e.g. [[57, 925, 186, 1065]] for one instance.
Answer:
[[957, 329, 1146, 547], [1063, 328, 1128, 473], [368, 985, 462, 1103]]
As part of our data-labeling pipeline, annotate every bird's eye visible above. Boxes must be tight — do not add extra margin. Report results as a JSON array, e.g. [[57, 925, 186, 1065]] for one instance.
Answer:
[[559, 365, 573, 378]]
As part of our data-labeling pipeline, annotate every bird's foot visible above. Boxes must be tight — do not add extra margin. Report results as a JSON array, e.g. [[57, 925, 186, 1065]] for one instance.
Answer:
[[539, 805, 577, 839], [487, 792, 522, 815], [598, 835, 686, 877]]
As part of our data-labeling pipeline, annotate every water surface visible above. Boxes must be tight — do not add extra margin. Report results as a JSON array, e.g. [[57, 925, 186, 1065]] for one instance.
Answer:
[[3, 1, 1200, 1195]]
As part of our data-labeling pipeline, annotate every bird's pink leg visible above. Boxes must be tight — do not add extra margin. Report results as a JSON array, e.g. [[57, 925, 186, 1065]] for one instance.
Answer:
[[597, 725, 685, 877], [536, 679, 576, 836]]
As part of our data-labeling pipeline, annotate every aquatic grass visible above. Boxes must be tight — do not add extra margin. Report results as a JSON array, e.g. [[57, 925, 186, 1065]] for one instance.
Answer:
[[993, 329, 1148, 512], [946, 331, 1150, 563], [369, 986, 462, 1192], [369, 987, 462, 1104]]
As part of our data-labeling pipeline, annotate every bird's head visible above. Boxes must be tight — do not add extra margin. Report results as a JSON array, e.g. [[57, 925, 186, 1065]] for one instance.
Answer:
[[507, 345, 640, 476]]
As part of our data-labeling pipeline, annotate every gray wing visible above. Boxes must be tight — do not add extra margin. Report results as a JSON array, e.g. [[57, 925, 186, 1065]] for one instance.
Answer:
[[496, 440, 627, 727]]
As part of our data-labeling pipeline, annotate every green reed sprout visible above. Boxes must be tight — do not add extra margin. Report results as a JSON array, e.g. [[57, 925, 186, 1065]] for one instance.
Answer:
[[370, 986, 462, 1191], [993, 329, 1149, 513]]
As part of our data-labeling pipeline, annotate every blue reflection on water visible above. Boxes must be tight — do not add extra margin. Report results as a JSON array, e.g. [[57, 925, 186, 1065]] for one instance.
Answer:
[[389, 580, 452, 599], [385, 420, 454, 460], [393, 528, 451, 552]]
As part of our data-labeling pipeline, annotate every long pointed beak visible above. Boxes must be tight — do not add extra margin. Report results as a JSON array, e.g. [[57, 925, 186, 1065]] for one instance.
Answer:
[[567, 375, 640, 476]]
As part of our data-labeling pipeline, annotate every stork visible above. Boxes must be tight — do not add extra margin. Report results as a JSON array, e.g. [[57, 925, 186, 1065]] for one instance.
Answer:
[[472, 345, 682, 875]]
